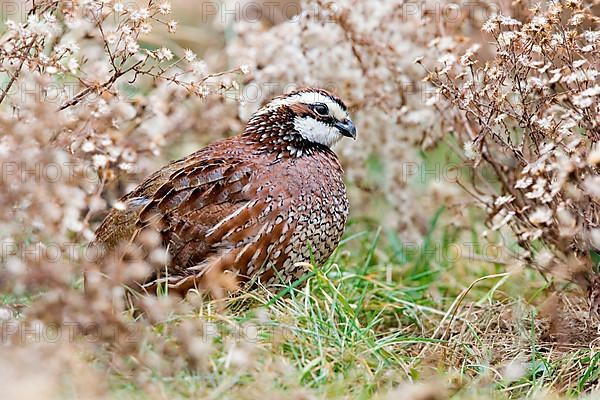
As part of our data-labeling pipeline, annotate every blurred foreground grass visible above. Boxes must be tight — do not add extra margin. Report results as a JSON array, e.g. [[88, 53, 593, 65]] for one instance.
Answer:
[[2, 212, 598, 398], [87, 213, 597, 399]]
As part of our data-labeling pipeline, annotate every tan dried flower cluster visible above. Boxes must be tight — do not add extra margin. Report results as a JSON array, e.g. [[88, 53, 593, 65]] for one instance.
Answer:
[[428, 0, 600, 288], [0, 0, 245, 243], [0, 0, 249, 385]]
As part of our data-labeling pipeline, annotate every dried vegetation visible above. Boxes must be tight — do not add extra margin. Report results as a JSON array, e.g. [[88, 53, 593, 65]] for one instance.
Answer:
[[0, 0, 600, 398]]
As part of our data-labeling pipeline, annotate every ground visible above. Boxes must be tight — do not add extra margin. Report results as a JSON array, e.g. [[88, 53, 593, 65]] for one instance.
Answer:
[[8, 215, 595, 399]]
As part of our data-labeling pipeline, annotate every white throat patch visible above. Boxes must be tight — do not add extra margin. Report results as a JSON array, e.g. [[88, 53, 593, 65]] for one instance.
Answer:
[[293, 116, 342, 148]]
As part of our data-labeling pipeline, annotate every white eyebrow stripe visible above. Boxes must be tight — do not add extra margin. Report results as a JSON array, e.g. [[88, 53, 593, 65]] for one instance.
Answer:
[[257, 92, 348, 121]]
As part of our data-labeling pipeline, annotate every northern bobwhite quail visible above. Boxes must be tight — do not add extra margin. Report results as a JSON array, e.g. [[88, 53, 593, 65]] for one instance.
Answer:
[[94, 88, 356, 293]]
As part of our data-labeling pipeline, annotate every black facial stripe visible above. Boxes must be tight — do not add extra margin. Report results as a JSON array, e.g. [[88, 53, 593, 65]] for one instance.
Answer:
[[320, 115, 336, 125]]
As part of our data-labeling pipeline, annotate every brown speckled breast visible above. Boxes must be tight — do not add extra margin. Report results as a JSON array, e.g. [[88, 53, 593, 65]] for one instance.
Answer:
[[246, 148, 349, 285]]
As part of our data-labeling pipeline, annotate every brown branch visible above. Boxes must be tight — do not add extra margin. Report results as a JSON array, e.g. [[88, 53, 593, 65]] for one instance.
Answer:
[[0, 36, 37, 105], [59, 59, 145, 110]]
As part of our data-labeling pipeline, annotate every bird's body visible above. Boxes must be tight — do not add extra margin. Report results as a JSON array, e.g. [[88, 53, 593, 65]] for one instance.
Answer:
[[94, 88, 356, 293]]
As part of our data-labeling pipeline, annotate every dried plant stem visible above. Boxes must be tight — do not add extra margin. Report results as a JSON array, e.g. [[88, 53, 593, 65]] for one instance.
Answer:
[[0, 36, 37, 105]]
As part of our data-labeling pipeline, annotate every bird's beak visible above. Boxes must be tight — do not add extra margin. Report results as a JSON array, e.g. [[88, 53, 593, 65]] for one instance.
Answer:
[[335, 118, 357, 139]]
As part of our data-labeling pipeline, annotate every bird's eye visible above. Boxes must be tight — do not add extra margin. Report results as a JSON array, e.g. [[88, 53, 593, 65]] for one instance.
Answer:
[[313, 103, 329, 116]]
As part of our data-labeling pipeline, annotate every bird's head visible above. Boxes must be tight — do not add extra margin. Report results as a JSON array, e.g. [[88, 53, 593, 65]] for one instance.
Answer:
[[245, 88, 356, 157]]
